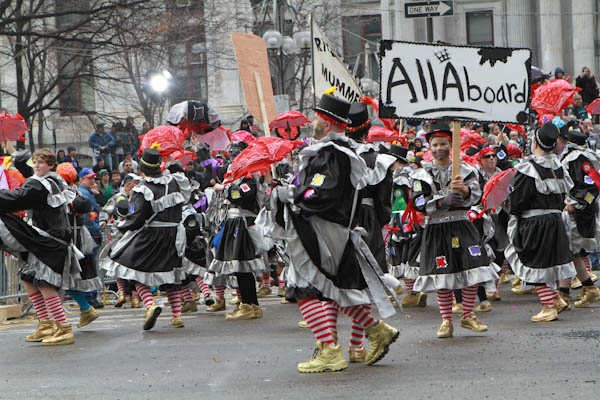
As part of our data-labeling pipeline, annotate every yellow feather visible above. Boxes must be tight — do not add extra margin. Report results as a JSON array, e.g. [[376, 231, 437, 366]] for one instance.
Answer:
[[323, 86, 337, 95], [150, 142, 161, 151]]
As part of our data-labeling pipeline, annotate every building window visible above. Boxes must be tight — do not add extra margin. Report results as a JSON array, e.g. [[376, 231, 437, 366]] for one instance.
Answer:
[[466, 11, 494, 46], [342, 15, 381, 80]]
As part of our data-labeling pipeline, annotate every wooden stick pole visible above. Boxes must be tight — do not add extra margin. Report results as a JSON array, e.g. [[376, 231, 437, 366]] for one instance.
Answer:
[[254, 72, 271, 138], [451, 121, 461, 177]]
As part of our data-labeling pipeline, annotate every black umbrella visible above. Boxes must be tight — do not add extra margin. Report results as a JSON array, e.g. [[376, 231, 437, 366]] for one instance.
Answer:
[[531, 66, 550, 84]]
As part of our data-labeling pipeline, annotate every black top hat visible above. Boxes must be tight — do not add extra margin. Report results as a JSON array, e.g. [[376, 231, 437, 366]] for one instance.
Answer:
[[385, 144, 409, 163], [347, 102, 369, 128], [140, 148, 162, 175], [313, 94, 351, 124], [535, 122, 559, 151], [567, 128, 587, 146], [425, 120, 452, 143]]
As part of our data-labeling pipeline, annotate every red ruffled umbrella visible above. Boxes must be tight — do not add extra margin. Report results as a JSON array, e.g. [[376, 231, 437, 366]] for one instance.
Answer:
[[230, 130, 256, 144], [0, 112, 29, 142], [138, 125, 186, 159], [460, 128, 487, 152], [269, 111, 311, 140], [170, 150, 196, 168], [585, 98, 600, 115], [224, 137, 303, 184], [531, 79, 581, 115], [481, 168, 516, 212], [366, 126, 399, 143], [197, 125, 231, 151]]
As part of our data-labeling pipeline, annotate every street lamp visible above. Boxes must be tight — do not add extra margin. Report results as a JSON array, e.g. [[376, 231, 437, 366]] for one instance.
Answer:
[[149, 70, 173, 95]]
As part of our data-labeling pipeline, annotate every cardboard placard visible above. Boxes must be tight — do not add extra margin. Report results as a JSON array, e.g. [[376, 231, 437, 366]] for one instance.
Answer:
[[311, 16, 362, 103], [231, 32, 277, 126], [379, 41, 531, 123]]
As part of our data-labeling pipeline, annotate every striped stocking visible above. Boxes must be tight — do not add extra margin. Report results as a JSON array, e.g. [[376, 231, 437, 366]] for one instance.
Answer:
[[194, 276, 212, 297], [536, 285, 557, 306], [44, 296, 67, 324], [338, 305, 377, 330], [28, 291, 49, 320], [437, 289, 453, 321], [321, 300, 338, 338], [167, 289, 183, 318], [461, 285, 478, 318], [298, 298, 336, 345], [135, 283, 155, 309], [403, 278, 415, 292], [214, 285, 225, 300]]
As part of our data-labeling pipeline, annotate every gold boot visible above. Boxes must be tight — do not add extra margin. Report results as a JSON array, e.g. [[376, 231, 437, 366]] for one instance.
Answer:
[[556, 292, 571, 313], [364, 321, 399, 365], [25, 320, 56, 342], [511, 277, 522, 288], [298, 320, 308, 328], [401, 292, 427, 307], [297, 342, 348, 373], [257, 286, 272, 298], [207, 298, 226, 312], [394, 285, 404, 296], [571, 278, 583, 290], [452, 302, 463, 315], [436, 320, 453, 338], [590, 272, 598, 283], [114, 292, 127, 308], [277, 287, 286, 297], [170, 316, 184, 328], [460, 315, 488, 332], [499, 271, 511, 285], [143, 304, 162, 330], [225, 303, 259, 320], [486, 291, 501, 301], [229, 296, 240, 305], [475, 301, 492, 313], [42, 322, 74, 346], [575, 285, 600, 307], [77, 307, 99, 328], [130, 296, 141, 309], [348, 347, 367, 363], [182, 301, 198, 313], [531, 305, 558, 322], [252, 304, 263, 319]]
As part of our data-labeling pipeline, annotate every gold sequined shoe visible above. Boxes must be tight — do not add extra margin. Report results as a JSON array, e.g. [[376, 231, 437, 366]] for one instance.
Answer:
[[257, 286, 272, 298], [475, 301, 492, 313], [590, 272, 598, 283], [277, 287, 286, 297], [77, 307, 99, 328], [512, 286, 535, 295], [42, 322, 74, 346], [229, 296, 240, 305], [297, 342, 348, 373], [364, 321, 399, 365], [486, 291, 501, 301], [207, 298, 226, 312], [252, 304, 263, 319], [394, 285, 404, 296], [114, 292, 127, 308], [182, 301, 198, 313], [571, 278, 583, 290], [452, 302, 463, 315], [401, 292, 427, 307], [499, 271, 511, 285], [192, 291, 201, 302], [280, 297, 289, 304], [436, 320, 453, 338], [170, 316, 184, 328], [460, 315, 488, 332], [130, 296, 141, 309], [511, 277, 522, 288], [143, 304, 162, 330], [531, 305, 558, 322], [575, 285, 600, 307], [225, 303, 259, 320], [348, 347, 367, 363], [25, 320, 56, 342], [556, 292, 571, 313], [298, 320, 308, 328]]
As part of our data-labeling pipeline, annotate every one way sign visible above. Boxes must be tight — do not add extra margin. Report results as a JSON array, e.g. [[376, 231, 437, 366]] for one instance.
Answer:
[[404, 1, 454, 18]]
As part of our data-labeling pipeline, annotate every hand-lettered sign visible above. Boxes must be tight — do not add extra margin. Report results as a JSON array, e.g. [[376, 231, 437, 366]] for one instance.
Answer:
[[311, 16, 362, 103], [379, 41, 531, 123]]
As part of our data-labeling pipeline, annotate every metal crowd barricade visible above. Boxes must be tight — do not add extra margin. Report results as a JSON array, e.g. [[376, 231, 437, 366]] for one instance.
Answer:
[[0, 252, 28, 311]]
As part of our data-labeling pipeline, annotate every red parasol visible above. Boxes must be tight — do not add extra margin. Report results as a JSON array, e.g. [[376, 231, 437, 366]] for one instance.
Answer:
[[585, 98, 600, 115], [170, 150, 196, 168], [531, 79, 581, 115], [230, 130, 256, 144], [460, 128, 487, 152], [138, 125, 186, 159], [481, 168, 516, 212], [366, 126, 399, 143], [197, 125, 231, 151], [223, 137, 303, 184], [0, 112, 29, 142], [269, 110, 311, 130]]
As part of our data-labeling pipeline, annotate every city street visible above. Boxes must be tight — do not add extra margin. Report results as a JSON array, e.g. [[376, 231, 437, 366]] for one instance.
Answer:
[[1, 285, 599, 400]]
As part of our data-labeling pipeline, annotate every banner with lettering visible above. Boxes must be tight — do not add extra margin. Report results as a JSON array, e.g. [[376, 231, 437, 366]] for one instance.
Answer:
[[379, 41, 531, 123], [311, 16, 362, 103]]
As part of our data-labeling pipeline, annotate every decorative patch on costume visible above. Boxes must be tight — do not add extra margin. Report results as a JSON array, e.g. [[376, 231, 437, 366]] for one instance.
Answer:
[[233, 227, 239, 238], [303, 188, 315, 199], [394, 189, 403, 198], [129, 204, 135, 213], [497, 150, 507, 160], [414, 181, 422, 192], [584, 192, 595, 204], [451, 237, 460, 248], [231, 190, 241, 200], [415, 195, 426, 208], [390, 247, 396, 256], [310, 173, 326, 187], [468, 246, 482, 257], [584, 175, 594, 185], [240, 183, 251, 192], [435, 256, 447, 269]]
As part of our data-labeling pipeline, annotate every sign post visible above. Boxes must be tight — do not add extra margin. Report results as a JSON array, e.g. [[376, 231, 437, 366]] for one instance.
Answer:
[[379, 40, 531, 177]]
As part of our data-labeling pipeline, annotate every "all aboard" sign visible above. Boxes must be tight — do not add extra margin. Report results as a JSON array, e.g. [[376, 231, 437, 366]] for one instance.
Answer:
[[379, 41, 531, 123]]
